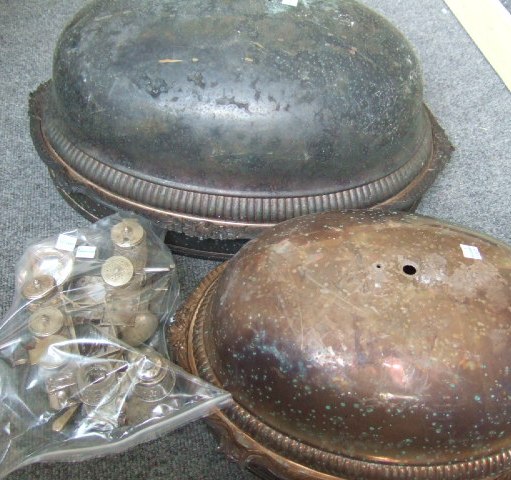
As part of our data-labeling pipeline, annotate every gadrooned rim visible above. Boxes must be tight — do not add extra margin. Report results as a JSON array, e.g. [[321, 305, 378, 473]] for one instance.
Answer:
[[174, 264, 511, 480], [37, 81, 434, 225]]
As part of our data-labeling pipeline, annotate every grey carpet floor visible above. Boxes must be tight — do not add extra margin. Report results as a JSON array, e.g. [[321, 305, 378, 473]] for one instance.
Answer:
[[1, 0, 510, 478]]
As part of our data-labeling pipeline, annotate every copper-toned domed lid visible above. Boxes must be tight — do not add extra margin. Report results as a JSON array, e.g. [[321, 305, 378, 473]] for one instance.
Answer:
[[30, 0, 452, 259], [172, 211, 511, 480]]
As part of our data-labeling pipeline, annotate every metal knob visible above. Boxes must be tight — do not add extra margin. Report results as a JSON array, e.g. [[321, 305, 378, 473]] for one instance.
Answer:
[[111, 220, 145, 248], [129, 348, 175, 402], [76, 362, 119, 406], [28, 307, 65, 338], [119, 311, 159, 346], [111, 220, 148, 272], [21, 275, 57, 301], [21, 275, 60, 312], [101, 256, 134, 288]]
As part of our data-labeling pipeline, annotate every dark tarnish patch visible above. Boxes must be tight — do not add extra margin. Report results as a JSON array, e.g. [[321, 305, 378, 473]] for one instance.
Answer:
[[216, 96, 250, 112], [137, 74, 168, 98], [187, 72, 206, 89], [250, 77, 261, 101]]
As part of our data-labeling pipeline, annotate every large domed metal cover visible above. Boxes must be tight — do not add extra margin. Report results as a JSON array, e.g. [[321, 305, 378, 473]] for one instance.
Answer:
[[30, 0, 452, 258], [172, 211, 511, 480]]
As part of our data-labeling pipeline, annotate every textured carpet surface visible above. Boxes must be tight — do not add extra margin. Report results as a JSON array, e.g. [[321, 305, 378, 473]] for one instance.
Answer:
[[0, 0, 510, 478]]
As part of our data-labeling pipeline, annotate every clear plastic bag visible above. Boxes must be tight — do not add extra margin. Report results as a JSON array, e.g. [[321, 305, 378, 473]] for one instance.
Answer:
[[0, 213, 231, 478]]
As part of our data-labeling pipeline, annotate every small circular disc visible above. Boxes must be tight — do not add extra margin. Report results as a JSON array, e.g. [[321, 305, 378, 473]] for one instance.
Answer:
[[76, 362, 118, 406], [137, 354, 166, 384], [21, 275, 57, 300], [126, 348, 175, 402], [111, 220, 145, 248], [128, 348, 167, 384], [101, 256, 134, 287], [28, 307, 65, 337]]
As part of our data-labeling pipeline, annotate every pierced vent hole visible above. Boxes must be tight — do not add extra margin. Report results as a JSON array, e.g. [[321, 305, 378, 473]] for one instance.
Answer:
[[376, 264, 382, 269], [403, 264, 417, 276]]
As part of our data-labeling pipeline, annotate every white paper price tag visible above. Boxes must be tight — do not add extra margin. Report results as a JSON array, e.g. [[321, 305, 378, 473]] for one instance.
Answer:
[[76, 245, 97, 259], [55, 234, 77, 252], [460, 244, 482, 260], [282, 0, 298, 6]]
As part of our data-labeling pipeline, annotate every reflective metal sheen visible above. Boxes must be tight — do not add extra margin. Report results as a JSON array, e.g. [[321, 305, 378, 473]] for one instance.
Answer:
[[30, 0, 452, 259], [172, 211, 511, 480]]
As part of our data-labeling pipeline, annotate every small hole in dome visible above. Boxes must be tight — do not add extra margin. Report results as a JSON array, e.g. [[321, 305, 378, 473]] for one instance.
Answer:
[[376, 264, 382, 269], [403, 265, 417, 276]]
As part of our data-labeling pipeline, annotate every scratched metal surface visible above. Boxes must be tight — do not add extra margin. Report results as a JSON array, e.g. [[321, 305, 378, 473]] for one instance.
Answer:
[[0, 0, 509, 478]]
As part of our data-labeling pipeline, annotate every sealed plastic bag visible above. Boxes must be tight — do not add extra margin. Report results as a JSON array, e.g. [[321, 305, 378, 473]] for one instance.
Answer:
[[0, 213, 231, 478]]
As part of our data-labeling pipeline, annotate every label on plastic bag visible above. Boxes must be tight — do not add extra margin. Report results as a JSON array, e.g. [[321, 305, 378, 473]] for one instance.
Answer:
[[0, 213, 230, 479], [282, 0, 298, 6], [55, 233, 77, 252], [76, 245, 97, 259]]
